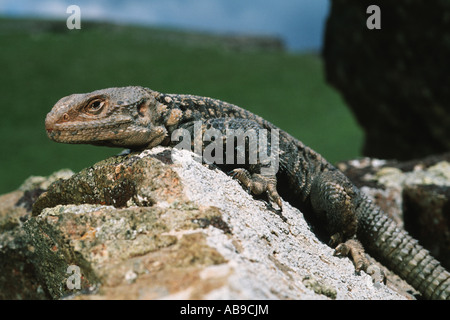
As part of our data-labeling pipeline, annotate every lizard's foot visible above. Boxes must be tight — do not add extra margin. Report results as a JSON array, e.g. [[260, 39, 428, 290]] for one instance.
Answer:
[[333, 238, 385, 285], [333, 239, 369, 272], [229, 168, 282, 210]]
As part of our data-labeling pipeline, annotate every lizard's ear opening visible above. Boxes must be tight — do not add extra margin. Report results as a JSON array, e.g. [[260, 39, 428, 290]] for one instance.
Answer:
[[137, 101, 148, 117]]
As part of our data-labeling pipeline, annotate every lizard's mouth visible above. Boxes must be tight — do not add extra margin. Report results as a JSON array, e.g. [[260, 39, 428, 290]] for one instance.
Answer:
[[45, 110, 135, 139], [45, 119, 134, 144]]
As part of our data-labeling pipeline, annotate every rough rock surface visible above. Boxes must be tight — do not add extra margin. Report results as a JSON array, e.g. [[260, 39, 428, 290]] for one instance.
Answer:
[[338, 156, 450, 270], [0, 169, 77, 299], [324, 0, 450, 160], [1, 147, 409, 299]]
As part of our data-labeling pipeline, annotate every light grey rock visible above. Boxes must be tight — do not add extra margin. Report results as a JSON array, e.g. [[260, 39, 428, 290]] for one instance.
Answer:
[[167, 148, 405, 300]]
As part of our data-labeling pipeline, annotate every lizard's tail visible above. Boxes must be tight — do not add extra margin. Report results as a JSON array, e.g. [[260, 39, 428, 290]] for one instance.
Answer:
[[357, 198, 450, 300]]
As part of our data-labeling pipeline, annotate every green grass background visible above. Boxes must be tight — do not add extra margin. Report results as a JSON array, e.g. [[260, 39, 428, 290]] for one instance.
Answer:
[[0, 18, 363, 195]]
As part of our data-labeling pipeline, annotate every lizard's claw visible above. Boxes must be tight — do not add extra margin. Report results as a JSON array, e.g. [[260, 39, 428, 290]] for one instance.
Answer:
[[267, 183, 283, 209], [228, 168, 249, 180], [333, 239, 385, 285], [333, 239, 369, 273], [228, 169, 242, 179]]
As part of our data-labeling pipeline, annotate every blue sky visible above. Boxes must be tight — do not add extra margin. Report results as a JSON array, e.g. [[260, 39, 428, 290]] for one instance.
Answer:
[[0, 0, 330, 51]]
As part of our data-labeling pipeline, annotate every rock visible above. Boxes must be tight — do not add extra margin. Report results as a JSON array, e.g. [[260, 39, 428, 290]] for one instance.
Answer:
[[1, 147, 407, 299], [0, 190, 49, 299], [338, 156, 450, 270], [323, 0, 450, 160], [402, 185, 450, 270]]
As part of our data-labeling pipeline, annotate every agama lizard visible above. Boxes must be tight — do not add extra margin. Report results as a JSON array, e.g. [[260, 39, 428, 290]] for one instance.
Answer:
[[44, 86, 450, 299]]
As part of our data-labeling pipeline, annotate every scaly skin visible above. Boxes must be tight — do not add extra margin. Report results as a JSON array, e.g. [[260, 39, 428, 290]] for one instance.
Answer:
[[44, 86, 450, 299]]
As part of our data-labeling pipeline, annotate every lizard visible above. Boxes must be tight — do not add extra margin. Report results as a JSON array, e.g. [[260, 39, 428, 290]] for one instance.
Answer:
[[44, 86, 450, 300]]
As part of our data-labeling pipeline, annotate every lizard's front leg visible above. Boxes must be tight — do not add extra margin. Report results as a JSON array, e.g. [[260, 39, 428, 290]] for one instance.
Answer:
[[178, 117, 283, 210]]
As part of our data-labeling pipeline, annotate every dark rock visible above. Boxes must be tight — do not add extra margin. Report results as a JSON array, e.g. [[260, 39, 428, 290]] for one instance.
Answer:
[[324, 0, 450, 160], [403, 184, 450, 270]]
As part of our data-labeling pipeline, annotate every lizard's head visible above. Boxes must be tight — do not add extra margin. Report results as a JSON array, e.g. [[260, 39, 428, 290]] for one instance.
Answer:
[[45, 86, 169, 149]]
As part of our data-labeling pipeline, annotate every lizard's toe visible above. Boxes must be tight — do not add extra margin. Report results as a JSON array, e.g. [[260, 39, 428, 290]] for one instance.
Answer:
[[229, 168, 283, 210], [267, 182, 282, 210], [333, 239, 369, 273], [228, 168, 248, 180], [334, 240, 385, 285]]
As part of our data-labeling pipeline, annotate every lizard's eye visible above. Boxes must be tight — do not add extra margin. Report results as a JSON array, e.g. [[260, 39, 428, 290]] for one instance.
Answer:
[[84, 99, 105, 115]]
